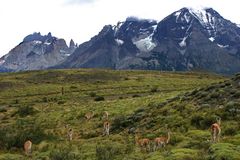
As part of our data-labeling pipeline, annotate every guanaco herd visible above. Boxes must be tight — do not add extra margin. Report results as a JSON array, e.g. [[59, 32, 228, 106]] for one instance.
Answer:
[[23, 112, 222, 156]]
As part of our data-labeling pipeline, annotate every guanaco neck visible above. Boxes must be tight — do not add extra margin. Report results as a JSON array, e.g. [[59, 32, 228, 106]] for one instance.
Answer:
[[166, 132, 170, 144]]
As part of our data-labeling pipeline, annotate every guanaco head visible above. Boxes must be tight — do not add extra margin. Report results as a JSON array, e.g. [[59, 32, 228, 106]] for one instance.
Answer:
[[216, 117, 221, 126]]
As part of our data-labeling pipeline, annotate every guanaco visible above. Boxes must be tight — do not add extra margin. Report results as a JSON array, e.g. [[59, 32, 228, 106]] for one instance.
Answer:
[[103, 111, 109, 120], [153, 131, 171, 151], [103, 121, 110, 136], [135, 135, 150, 151], [85, 111, 94, 120], [211, 117, 221, 143], [67, 128, 73, 141], [24, 140, 32, 155]]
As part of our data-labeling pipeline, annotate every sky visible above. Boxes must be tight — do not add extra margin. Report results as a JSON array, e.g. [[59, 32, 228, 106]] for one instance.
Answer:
[[0, 0, 239, 57]]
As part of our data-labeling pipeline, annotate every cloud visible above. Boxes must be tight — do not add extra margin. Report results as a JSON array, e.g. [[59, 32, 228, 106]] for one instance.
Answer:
[[65, 0, 97, 5]]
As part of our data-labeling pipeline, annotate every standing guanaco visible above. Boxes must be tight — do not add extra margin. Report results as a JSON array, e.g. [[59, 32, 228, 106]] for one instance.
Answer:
[[24, 140, 32, 155], [103, 121, 110, 136], [67, 128, 73, 141], [103, 111, 109, 120], [135, 135, 150, 151], [85, 111, 94, 120], [153, 131, 171, 151], [211, 117, 221, 143]]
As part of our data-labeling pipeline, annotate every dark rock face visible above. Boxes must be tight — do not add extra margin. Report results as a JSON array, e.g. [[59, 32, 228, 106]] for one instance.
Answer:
[[57, 7, 240, 74], [0, 32, 76, 71]]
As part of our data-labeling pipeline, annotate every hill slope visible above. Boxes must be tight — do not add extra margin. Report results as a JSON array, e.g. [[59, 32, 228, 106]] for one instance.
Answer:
[[0, 69, 226, 159]]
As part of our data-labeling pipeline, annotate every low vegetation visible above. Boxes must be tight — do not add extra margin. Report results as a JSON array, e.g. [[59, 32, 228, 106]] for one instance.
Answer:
[[1, 69, 238, 160]]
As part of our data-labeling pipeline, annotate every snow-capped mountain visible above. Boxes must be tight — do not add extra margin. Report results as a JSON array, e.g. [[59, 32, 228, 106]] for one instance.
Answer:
[[56, 7, 240, 74], [0, 32, 77, 71], [2, 7, 240, 74]]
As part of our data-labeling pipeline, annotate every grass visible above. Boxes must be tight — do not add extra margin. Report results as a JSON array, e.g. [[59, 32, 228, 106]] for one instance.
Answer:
[[0, 69, 230, 159]]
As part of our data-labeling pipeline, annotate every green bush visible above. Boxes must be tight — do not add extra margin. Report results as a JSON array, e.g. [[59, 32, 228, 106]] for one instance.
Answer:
[[94, 96, 105, 101], [209, 143, 240, 160], [50, 146, 82, 160], [0, 107, 7, 113], [17, 106, 35, 117], [132, 94, 141, 98], [96, 142, 124, 160], [191, 115, 204, 128], [0, 123, 48, 150], [58, 100, 66, 105], [89, 92, 97, 97], [150, 87, 158, 93]]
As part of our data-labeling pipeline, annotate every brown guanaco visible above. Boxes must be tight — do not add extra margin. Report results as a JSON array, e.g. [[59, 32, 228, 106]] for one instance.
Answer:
[[103, 121, 110, 136], [85, 111, 94, 120], [135, 135, 151, 151], [24, 140, 32, 155], [153, 131, 171, 151], [211, 117, 221, 143], [67, 128, 73, 141], [103, 111, 109, 120]]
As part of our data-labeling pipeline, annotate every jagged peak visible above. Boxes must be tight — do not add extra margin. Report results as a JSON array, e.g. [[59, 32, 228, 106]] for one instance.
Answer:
[[23, 32, 56, 43]]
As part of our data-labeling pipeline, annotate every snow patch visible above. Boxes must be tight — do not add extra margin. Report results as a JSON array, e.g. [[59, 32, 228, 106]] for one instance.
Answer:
[[60, 50, 67, 54], [188, 7, 217, 35], [217, 44, 229, 48], [209, 37, 215, 42], [115, 39, 124, 46], [33, 40, 42, 44], [44, 42, 51, 45], [133, 36, 156, 52], [64, 54, 71, 57], [0, 59, 5, 65], [179, 37, 187, 47]]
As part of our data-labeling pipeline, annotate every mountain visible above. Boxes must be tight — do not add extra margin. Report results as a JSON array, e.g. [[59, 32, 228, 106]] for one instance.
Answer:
[[0, 32, 76, 71], [57, 7, 240, 74]]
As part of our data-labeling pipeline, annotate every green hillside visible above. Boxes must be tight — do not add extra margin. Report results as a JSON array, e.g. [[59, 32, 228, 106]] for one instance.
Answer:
[[0, 69, 230, 160]]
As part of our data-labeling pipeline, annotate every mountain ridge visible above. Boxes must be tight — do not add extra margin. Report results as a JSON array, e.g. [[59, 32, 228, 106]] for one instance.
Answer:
[[2, 7, 240, 74]]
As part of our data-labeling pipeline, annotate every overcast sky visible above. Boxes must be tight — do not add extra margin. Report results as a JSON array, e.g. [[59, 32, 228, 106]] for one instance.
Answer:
[[0, 0, 239, 57]]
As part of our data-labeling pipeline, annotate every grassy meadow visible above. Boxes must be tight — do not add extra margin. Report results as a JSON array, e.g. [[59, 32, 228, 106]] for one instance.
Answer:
[[1, 69, 236, 160]]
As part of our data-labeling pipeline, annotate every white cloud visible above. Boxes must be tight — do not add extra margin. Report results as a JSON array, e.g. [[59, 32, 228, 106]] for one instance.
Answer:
[[0, 0, 240, 57], [64, 0, 98, 5]]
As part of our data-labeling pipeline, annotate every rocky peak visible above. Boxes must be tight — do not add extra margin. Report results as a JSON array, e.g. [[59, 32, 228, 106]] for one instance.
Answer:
[[69, 39, 75, 48], [22, 32, 56, 44], [114, 17, 157, 41]]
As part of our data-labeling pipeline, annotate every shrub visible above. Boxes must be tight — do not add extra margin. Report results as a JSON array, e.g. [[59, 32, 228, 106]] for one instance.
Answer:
[[58, 100, 66, 105], [70, 86, 77, 89], [17, 106, 35, 117], [150, 87, 158, 93], [224, 126, 238, 136], [0, 107, 7, 113], [191, 115, 204, 128], [89, 92, 97, 97], [96, 142, 124, 160], [50, 146, 81, 160], [0, 123, 48, 150], [42, 97, 48, 102], [233, 91, 240, 98], [94, 96, 105, 101], [132, 94, 140, 98], [111, 115, 129, 131], [210, 91, 220, 98]]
